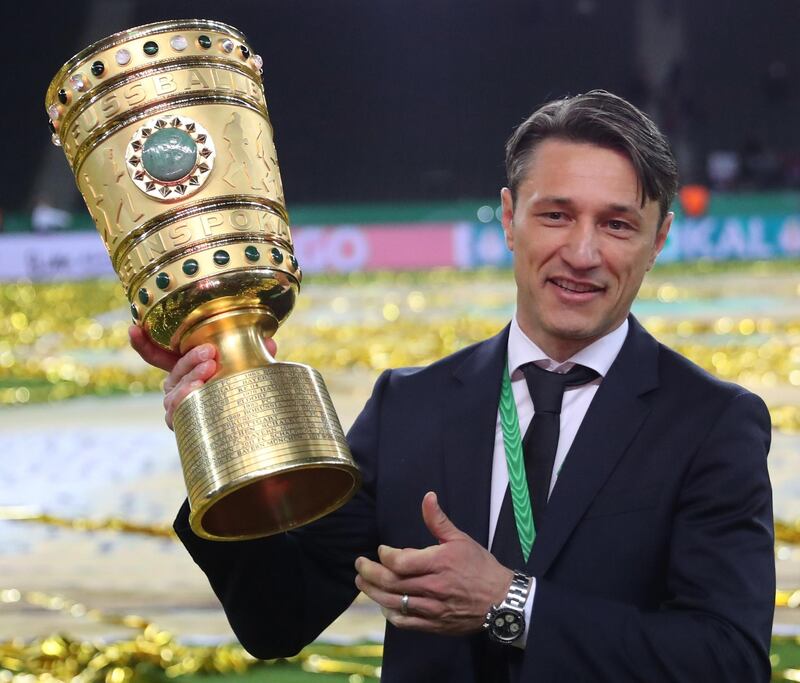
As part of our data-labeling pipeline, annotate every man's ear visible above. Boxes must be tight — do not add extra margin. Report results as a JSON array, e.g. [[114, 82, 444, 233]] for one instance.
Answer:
[[501, 187, 515, 251], [647, 211, 673, 271]]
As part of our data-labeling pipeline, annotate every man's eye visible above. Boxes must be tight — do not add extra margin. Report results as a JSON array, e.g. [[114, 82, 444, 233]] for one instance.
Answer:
[[543, 212, 565, 220], [608, 220, 630, 231]]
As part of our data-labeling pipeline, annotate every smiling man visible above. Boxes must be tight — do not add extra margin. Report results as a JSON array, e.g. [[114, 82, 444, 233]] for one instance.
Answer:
[[132, 90, 774, 682]]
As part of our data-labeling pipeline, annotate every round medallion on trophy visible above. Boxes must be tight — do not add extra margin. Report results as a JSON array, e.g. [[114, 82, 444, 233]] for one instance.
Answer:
[[126, 116, 216, 200]]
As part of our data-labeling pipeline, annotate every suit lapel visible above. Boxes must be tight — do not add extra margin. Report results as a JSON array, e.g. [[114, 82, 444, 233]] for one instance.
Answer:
[[526, 316, 661, 577], [442, 325, 509, 548]]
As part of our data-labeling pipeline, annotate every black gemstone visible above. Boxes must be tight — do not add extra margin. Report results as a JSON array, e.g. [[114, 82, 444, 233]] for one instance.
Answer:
[[270, 247, 283, 264], [290, 255, 299, 270], [138, 288, 150, 305], [198, 35, 212, 49], [91, 60, 105, 77], [182, 259, 199, 276], [48, 119, 56, 134], [213, 250, 230, 266], [130, 304, 139, 320], [244, 245, 260, 262], [143, 41, 159, 56], [240, 45, 250, 59], [155, 272, 170, 290], [57, 88, 68, 104]]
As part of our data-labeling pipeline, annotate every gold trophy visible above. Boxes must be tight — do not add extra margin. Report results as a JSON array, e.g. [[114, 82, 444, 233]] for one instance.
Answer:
[[46, 20, 360, 540]]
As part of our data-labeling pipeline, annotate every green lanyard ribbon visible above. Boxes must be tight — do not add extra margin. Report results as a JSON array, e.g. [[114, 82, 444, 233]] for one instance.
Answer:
[[499, 359, 535, 560]]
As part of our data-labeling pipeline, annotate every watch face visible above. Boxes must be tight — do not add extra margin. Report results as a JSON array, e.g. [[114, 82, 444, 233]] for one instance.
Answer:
[[490, 608, 525, 643]]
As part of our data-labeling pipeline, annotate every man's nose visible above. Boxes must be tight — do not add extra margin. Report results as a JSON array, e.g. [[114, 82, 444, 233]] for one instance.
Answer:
[[561, 219, 602, 270]]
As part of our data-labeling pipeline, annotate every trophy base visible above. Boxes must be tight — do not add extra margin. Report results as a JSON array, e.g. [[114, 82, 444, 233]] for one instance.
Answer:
[[173, 362, 360, 541]]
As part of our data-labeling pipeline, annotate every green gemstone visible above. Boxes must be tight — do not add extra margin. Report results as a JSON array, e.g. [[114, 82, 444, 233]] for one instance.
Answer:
[[138, 288, 149, 305], [270, 247, 283, 264], [290, 255, 299, 270], [143, 41, 159, 56], [130, 304, 139, 320], [141, 128, 197, 182], [244, 246, 260, 262], [182, 259, 199, 276], [213, 250, 230, 266], [58, 88, 68, 104], [91, 60, 105, 77], [155, 272, 170, 290], [198, 35, 212, 49]]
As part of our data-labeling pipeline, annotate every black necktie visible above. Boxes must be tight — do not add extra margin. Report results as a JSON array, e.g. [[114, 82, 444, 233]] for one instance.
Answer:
[[491, 362, 598, 569], [520, 362, 599, 530]]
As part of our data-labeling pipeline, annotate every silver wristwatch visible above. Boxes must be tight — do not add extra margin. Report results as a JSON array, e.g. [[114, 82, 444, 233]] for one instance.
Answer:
[[483, 571, 532, 644]]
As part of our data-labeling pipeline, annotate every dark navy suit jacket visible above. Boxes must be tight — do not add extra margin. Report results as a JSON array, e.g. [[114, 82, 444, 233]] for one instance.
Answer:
[[175, 316, 774, 682]]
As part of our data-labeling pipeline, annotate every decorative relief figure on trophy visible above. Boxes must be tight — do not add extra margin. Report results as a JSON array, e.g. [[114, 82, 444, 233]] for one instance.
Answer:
[[46, 20, 360, 541], [256, 125, 286, 203], [97, 149, 145, 229], [222, 112, 263, 190]]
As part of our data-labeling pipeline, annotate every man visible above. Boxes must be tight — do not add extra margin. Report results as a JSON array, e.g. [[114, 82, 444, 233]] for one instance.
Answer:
[[131, 90, 774, 682]]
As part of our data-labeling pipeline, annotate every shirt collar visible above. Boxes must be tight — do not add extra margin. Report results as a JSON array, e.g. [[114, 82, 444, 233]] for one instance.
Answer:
[[507, 315, 628, 379]]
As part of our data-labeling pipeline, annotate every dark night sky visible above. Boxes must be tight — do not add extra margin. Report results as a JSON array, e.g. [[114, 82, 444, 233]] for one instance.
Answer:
[[3, 0, 799, 210]]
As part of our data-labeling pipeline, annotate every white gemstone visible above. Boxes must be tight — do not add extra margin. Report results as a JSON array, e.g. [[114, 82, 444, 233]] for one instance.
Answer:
[[51, 133, 62, 147], [48, 104, 60, 120], [170, 35, 188, 51], [221, 38, 234, 53], [116, 48, 131, 65], [69, 74, 87, 92], [252, 54, 263, 70]]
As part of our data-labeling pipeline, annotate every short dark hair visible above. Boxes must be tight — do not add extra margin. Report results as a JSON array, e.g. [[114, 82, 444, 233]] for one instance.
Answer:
[[505, 90, 678, 224]]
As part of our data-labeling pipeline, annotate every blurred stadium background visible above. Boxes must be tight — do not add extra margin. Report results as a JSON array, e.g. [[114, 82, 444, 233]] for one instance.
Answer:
[[1, 0, 800, 680]]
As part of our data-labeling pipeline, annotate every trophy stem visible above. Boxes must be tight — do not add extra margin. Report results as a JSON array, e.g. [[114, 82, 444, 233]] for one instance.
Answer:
[[178, 307, 279, 379]]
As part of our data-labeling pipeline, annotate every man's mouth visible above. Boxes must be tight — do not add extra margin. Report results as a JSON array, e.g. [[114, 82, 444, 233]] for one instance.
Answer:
[[549, 278, 604, 294]]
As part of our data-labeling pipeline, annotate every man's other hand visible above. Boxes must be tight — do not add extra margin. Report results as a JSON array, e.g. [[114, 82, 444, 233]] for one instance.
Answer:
[[354, 491, 514, 635]]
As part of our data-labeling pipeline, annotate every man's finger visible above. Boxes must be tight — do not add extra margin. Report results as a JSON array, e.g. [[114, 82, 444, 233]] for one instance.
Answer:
[[356, 554, 446, 597], [421, 491, 463, 544], [164, 344, 217, 393], [377, 544, 439, 577], [383, 610, 442, 632], [355, 555, 405, 590], [355, 575, 443, 620], [166, 360, 215, 405], [129, 325, 181, 372]]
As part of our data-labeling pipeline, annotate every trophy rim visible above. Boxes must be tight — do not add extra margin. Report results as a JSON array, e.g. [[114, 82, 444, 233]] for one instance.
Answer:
[[189, 459, 363, 541], [46, 18, 249, 107]]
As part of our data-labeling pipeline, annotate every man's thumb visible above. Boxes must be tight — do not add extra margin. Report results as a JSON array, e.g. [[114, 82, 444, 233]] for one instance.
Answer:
[[422, 491, 461, 543]]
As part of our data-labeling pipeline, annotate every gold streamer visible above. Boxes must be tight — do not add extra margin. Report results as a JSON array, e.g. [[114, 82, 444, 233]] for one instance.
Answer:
[[7, 510, 800, 546], [1, 276, 800, 404], [776, 590, 800, 609], [0, 588, 381, 680], [776, 522, 800, 546], [0, 508, 175, 539], [5, 586, 800, 680]]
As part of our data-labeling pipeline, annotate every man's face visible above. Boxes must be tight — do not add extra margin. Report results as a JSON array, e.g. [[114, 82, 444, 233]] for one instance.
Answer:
[[501, 138, 672, 360]]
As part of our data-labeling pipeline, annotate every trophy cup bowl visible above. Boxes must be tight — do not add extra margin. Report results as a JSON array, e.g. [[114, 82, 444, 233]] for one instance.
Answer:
[[46, 19, 361, 540]]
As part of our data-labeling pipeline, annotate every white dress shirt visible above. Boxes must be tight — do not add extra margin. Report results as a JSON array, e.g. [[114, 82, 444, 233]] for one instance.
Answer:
[[488, 315, 629, 647]]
